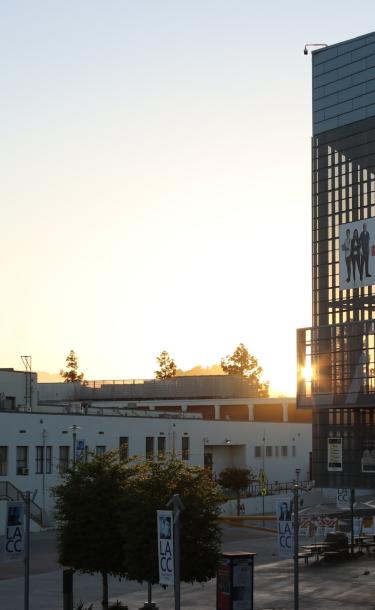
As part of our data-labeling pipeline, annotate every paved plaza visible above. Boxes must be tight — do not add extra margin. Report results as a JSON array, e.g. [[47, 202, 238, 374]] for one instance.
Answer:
[[1, 525, 375, 609]]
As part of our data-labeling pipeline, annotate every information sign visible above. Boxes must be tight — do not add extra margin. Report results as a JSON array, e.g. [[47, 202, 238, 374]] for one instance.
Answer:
[[275, 497, 293, 558], [328, 438, 343, 472], [157, 509, 174, 586], [5, 501, 24, 560]]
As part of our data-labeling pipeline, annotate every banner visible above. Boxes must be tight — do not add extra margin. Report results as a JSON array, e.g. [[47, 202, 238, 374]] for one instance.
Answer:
[[337, 488, 350, 508], [328, 438, 343, 472], [4, 501, 24, 560], [316, 518, 337, 537], [339, 218, 375, 290], [276, 497, 293, 558], [157, 510, 174, 586], [76, 439, 86, 463], [361, 440, 375, 473]]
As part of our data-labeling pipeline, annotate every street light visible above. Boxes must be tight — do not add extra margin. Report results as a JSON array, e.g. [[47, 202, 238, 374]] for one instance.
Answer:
[[69, 424, 81, 468]]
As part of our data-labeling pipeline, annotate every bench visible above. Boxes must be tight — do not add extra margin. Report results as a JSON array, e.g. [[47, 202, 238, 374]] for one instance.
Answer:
[[298, 551, 315, 565], [323, 549, 348, 561]]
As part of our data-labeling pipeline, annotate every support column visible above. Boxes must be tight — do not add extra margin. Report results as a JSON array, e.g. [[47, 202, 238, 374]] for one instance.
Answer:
[[214, 404, 221, 420], [247, 403, 254, 421], [282, 401, 288, 422]]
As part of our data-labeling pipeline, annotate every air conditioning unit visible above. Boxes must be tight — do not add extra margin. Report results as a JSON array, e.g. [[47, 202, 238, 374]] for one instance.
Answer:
[[26, 407, 32, 412], [17, 467, 29, 475]]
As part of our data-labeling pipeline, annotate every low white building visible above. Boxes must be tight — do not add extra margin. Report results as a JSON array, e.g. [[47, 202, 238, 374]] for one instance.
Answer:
[[0, 370, 312, 526]]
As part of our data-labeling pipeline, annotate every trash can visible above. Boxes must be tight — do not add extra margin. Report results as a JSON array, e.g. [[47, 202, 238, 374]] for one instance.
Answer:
[[216, 551, 256, 610]]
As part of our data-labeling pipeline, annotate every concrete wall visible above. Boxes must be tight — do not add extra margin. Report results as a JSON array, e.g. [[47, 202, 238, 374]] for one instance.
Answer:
[[0, 411, 311, 522]]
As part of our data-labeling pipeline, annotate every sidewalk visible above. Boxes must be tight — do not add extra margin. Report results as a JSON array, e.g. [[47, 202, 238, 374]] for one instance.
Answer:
[[1, 553, 375, 609]]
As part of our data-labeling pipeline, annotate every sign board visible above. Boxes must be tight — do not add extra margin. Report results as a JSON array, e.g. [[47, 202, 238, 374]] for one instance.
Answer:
[[339, 218, 375, 290], [328, 438, 343, 472], [157, 510, 174, 586], [276, 497, 293, 558], [337, 489, 350, 508], [4, 501, 24, 560], [232, 556, 252, 610], [361, 441, 375, 473], [76, 439, 86, 462]]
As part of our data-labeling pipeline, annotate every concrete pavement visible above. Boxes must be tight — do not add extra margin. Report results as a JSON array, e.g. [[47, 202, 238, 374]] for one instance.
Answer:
[[1, 526, 375, 609]]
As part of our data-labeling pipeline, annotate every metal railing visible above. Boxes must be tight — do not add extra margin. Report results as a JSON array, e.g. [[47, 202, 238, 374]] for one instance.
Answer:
[[248, 480, 313, 497], [0, 481, 43, 526]]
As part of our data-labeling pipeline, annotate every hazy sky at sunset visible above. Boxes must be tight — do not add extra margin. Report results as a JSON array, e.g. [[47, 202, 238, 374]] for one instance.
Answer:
[[2, 2, 374, 395]]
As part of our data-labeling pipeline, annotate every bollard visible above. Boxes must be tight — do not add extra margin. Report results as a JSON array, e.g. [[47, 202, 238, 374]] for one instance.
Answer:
[[63, 568, 74, 610]]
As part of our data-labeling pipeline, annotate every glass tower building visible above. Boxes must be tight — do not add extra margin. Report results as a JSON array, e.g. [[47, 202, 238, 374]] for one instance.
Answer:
[[297, 32, 375, 487]]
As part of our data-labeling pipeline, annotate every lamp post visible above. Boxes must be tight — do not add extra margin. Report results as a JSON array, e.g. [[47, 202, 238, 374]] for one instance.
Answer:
[[69, 425, 81, 468]]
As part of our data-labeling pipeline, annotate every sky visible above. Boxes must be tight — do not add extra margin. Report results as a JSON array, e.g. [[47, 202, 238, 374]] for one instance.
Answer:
[[2, 1, 374, 395]]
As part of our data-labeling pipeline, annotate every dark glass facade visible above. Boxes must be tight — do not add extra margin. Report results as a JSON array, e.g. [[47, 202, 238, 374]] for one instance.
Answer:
[[297, 32, 375, 488]]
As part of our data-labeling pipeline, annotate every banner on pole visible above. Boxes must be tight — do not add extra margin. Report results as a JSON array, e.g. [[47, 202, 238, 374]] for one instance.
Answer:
[[157, 510, 174, 586], [4, 501, 24, 561], [275, 497, 293, 557]]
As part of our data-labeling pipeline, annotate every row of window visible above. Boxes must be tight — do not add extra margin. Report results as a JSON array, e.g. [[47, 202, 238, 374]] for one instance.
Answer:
[[254, 445, 296, 458], [0, 435, 190, 476]]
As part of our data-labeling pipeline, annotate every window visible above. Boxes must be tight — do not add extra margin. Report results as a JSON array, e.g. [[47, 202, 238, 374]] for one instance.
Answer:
[[0, 446, 8, 475], [96, 445, 106, 456], [46, 446, 52, 474], [59, 446, 70, 474], [254, 446, 261, 458], [281, 446, 288, 457], [146, 437, 154, 460], [181, 436, 190, 461], [119, 437, 129, 460], [36, 446, 52, 474], [266, 446, 273, 457], [36, 446, 44, 474], [16, 446, 28, 475], [158, 436, 166, 460]]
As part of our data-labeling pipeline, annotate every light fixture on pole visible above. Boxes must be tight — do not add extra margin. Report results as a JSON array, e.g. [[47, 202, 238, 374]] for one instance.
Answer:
[[303, 43, 328, 55]]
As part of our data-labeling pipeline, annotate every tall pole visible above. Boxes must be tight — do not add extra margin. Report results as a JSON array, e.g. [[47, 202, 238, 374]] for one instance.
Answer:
[[350, 488, 355, 554], [293, 482, 299, 610], [73, 431, 76, 468], [262, 433, 265, 525], [24, 491, 30, 610]]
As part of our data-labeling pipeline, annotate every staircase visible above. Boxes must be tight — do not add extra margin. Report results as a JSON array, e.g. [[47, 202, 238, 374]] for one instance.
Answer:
[[0, 481, 44, 527]]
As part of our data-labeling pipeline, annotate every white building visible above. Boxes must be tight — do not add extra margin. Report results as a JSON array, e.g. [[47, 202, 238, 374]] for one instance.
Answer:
[[0, 369, 312, 526]]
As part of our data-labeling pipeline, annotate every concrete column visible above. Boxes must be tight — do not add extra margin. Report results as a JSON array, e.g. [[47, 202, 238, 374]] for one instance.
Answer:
[[214, 404, 221, 420], [181, 403, 188, 413], [247, 402, 254, 421], [282, 401, 288, 422]]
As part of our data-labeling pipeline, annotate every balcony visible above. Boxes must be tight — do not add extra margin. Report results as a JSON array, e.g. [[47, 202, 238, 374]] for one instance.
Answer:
[[297, 320, 375, 409]]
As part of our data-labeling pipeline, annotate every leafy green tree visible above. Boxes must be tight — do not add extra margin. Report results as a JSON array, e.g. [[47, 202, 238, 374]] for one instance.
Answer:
[[60, 350, 84, 383], [220, 343, 269, 396], [155, 351, 177, 379], [53, 453, 129, 608], [54, 456, 222, 607], [217, 467, 254, 516], [123, 459, 223, 584]]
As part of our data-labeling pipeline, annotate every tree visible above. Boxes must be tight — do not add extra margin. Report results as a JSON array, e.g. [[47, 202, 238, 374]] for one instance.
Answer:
[[123, 459, 223, 584], [155, 351, 177, 379], [53, 453, 129, 608], [60, 350, 84, 383], [220, 343, 269, 397], [53, 455, 223, 607], [217, 466, 255, 516]]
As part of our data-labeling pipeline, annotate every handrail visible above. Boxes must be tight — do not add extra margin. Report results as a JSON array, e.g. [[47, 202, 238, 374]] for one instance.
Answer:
[[0, 481, 44, 526]]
